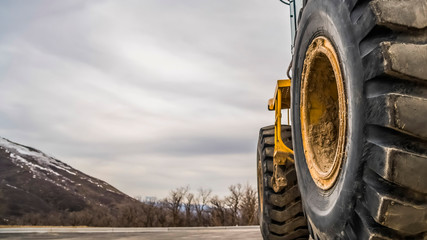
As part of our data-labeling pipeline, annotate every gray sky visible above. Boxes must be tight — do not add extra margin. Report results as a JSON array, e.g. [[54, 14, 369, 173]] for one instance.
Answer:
[[0, 0, 291, 198]]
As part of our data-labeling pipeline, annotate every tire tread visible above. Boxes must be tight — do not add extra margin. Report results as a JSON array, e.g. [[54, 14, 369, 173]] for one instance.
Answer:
[[353, 0, 427, 237], [258, 125, 309, 239]]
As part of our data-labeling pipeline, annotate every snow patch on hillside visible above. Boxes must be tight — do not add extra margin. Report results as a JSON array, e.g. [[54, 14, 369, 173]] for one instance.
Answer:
[[0, 137, 77, 176]]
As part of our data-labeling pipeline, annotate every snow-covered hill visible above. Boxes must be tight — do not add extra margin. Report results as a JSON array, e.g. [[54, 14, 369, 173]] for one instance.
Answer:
[[0, 137, 136, 225]]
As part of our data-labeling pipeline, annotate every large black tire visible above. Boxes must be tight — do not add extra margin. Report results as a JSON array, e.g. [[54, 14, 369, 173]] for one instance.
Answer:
[[291, 0, 427, 239], [257, 125, 309, 240]]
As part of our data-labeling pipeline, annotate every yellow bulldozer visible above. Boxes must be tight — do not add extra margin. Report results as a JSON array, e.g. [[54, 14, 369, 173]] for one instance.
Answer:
[[256, 0, 427, 239]]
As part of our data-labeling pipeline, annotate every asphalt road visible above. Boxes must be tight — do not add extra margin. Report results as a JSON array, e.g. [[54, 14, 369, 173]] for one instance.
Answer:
[[0, 226, 262, 240]]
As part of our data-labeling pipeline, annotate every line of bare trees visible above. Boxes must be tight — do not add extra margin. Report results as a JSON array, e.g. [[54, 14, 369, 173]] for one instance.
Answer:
[[127, 183, 259, 227], [6, 183, 259, 227]]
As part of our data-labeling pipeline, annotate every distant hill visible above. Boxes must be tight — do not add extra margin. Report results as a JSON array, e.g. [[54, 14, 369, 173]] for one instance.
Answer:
[[0, 137, 139, 226]]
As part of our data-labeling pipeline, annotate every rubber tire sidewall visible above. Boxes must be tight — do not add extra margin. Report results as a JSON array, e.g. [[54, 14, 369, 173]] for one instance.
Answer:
[[291, 1, 364, 238]]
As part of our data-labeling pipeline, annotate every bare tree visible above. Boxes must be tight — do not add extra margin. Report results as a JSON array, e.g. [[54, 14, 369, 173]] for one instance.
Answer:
[[142, 201, 157, 227], [194, 188, 212, 226], [118, 203, 140, 227], [225, 183, 243, 225], [184, 192, 194, 226], [240, 183, 258, 225], [156, 200, 169, 227], [210, 195, 227, 226], [165, 186, 189, 227]]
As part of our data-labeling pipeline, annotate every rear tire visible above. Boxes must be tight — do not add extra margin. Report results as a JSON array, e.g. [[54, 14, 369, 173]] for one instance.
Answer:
[[291, 0, 427, 239], [257, 125, 309, 240]]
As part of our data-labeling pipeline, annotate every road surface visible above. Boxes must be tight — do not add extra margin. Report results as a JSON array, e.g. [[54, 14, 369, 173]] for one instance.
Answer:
[[0, 226, 262, 240]]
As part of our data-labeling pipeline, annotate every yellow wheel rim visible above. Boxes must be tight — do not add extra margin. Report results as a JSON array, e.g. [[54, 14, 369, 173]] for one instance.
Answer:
[[300, 36, 347, 190]]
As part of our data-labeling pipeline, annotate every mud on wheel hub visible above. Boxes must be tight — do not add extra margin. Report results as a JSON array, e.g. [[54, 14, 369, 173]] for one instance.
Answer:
[[300, 36, 347, 190]]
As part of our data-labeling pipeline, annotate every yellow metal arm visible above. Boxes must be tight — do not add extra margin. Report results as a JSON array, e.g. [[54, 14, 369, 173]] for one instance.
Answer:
[[268, 79, 294, 192], [268, 79, 294, 165]]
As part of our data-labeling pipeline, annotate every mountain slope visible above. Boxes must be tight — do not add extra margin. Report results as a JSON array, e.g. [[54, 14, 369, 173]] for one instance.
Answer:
[[0, 137, 138, 225]]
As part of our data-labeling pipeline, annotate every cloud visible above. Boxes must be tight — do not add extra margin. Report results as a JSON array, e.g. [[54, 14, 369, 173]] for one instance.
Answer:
[[0, 0, 291, 198]]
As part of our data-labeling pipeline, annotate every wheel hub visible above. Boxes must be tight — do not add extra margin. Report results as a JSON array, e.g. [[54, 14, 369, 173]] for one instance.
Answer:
[[300, 36, 347, 190]]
